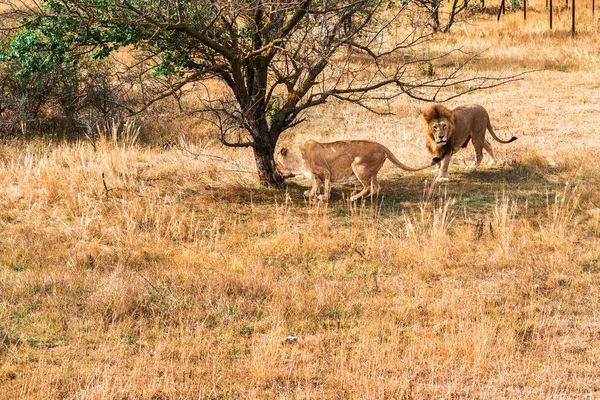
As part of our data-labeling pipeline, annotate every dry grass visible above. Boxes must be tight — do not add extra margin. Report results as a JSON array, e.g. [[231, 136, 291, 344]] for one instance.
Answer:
[[2, 3, 600, 399]]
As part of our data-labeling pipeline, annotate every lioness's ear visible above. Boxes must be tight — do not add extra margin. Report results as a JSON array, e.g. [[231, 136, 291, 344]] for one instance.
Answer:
[[280, 147, 288, 156]]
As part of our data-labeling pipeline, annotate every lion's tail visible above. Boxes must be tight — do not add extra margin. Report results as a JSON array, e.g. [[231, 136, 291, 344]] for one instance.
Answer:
[[487, 121, 517, 144], [385, 148, 441, 172]]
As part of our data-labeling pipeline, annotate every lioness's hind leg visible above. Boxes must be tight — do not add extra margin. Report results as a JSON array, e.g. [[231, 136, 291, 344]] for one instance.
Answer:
[[350, 180, 371, 202], [483, 139, 498, 166], [349, 164, 372, 201], [371, 175, 381, 197]]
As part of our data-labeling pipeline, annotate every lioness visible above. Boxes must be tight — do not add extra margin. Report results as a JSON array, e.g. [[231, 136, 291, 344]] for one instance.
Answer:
[[423, 104, 517, 182], [276, 139, 440, 201]]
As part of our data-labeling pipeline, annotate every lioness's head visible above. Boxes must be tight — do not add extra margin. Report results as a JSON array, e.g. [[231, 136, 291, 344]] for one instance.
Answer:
[[423, 104, 454, 145], [275, 145, 304, 179]]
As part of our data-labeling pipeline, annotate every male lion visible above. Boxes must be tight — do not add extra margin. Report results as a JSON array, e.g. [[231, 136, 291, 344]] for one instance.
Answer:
[[276, 139, 440, 201], [423, 104, 517, 182]]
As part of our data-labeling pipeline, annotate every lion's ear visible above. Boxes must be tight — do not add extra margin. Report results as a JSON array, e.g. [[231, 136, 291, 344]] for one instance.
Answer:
[[280, 147, 288, 156], [421, 111, 430, 124]]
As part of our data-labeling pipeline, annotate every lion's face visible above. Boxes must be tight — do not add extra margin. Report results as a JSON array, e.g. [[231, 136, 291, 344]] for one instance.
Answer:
[[428, 118, 452, 145], [275, 145, 305, 179], [422, 104, 455, 151]]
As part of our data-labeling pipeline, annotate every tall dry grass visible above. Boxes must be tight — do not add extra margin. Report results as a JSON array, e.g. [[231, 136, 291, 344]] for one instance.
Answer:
[[2, 2, 600, 399]]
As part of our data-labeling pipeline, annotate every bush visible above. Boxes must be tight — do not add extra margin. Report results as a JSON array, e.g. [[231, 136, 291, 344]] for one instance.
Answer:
[[0, 57, 134, 141]]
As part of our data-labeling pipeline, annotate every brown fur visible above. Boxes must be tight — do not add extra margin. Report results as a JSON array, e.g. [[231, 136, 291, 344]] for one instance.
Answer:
[[422, 104, 517, 182], [276, 140, 440, 201]]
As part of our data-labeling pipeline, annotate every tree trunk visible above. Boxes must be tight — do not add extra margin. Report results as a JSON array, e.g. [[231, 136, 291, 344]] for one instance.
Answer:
[[253, 143, 284, 186], [431, 0, 441, 31]]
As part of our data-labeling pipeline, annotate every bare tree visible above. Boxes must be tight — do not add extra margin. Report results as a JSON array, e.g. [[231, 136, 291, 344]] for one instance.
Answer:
[[1, 0, 522, 185]]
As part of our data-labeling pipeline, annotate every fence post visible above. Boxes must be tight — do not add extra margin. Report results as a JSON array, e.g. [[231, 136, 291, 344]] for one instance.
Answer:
[[572, 0, 575, 33]]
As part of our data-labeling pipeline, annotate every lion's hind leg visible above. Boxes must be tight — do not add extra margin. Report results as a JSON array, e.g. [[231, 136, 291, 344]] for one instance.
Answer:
[[467, 130, 486, 170]]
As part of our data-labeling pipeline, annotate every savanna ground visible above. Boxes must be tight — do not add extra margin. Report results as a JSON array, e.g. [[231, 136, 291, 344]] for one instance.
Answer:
[[1, 3, 600, 399]]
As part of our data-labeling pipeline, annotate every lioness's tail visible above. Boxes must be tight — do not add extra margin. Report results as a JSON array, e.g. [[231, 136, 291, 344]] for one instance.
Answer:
[[487, 121, 517, 144], [384, 148, 441, 172]]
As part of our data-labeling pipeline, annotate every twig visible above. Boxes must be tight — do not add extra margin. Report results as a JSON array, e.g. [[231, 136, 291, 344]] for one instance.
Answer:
[[215, 169, 258, 175], [178, 135, 257, 175], [132, 267, 180, 306], [101, 172, 115, 201], [179, 136, 239, 166], [352, 247, 367, 259]]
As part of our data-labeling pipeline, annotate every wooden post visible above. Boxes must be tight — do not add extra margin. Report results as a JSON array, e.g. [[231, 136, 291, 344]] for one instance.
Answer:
[[497, 0, 505, 20], [524, 0, 527, 19], [550, 0, 553, 28]]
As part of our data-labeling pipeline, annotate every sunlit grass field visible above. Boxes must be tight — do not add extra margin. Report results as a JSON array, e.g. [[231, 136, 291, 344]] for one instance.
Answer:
[[1, 3, 600, 399]]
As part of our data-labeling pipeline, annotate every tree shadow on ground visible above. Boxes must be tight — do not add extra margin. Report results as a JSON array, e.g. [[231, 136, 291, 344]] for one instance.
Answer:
[[186, 158, 574, 220], [278, 160, 558, 217], [385, 163, 553, 212]]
